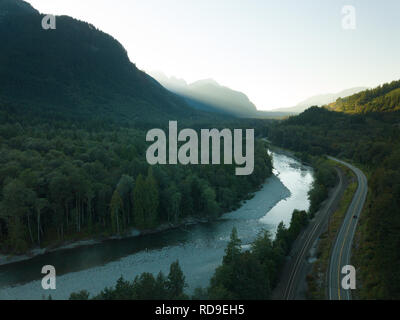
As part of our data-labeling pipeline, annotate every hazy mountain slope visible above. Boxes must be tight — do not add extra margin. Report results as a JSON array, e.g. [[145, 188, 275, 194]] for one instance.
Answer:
[[0, 0, 206, 123], [254, 110, 295, 119], [327, 80, 400, 113], [0, 0, 36, 14], [150, 72, 258, 117], [272, 87, 368, 114]]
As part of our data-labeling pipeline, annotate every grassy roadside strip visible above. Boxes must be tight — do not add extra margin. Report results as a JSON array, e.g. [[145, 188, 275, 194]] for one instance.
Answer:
[[329, 161, 371, 300], [306, 163, 357, 299], [351, 168, 372, 300]]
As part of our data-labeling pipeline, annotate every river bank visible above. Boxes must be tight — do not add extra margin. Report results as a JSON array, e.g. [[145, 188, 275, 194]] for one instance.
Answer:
[[0, 151, 313, 300], [0, 216, 211, 267], [0, 147, 280, 268]]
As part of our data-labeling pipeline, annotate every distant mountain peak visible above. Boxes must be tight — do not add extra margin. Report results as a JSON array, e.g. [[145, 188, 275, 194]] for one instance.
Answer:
[[328, 80, 400, 113], [149, 71, 188, 89], [149, 73, 257, 117], [271, 87, 368, 114], [0, 1, 209, 123], [190, 78, 220, 87]]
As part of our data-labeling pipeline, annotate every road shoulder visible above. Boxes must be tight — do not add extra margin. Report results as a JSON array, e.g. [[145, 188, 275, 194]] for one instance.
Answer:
[[272, 166, 347, 300], [307, 166, 357, 299]]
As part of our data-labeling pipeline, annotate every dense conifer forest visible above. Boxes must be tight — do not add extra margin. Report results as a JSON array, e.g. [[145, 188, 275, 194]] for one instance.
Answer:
[[2, 0, 400, 301], [0, 0, 273, 255], [0, 111, 272, 254], [268, 105, 400, 299]]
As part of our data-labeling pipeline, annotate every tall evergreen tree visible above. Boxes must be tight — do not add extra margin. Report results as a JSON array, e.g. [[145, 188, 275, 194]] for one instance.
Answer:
[[167, 260, 187, 299], [110, 190, 123, 234], [133, 174, 146, 229], [144, 167, 159, 228]]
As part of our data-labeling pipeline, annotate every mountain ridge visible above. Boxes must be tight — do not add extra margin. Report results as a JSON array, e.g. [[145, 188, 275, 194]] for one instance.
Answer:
[[271, 87, 368, 114], [0, 0, 212, 124], [0, 0, 37, 15], [327, 80, 400, 113], [149, 72, 258, 117]]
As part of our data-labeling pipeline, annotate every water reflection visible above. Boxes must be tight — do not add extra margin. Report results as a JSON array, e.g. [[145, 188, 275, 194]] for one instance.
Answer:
[[0, 151, 314, 299], [260, 152, 314, 231]]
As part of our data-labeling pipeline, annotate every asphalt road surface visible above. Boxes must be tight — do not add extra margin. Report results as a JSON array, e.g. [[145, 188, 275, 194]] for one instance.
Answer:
[[280, 167, 344, 300], [327, 157, 368, 300]]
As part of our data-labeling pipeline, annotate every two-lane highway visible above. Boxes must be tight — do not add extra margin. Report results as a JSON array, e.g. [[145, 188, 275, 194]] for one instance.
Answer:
[[281, 168, 344, 300], [327, 157, 368, 300]]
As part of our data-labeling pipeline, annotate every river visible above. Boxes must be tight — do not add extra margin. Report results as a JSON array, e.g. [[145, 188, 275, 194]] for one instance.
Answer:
[[0, 151, 313, 300]]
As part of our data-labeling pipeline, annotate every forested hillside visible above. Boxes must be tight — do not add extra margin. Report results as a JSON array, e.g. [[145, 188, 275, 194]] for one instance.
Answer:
[[0, 100, 273, 255], [0, 0, 213, 124], [273, 87, 367, 114], [0, 1, 273, 255], [269, 106, 400, 299], [328, 80, 400, 114], [150, 73, 258, 118]]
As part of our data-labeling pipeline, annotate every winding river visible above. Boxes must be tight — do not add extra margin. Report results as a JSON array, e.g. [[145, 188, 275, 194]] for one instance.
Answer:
[[0, 151, 313, 300]]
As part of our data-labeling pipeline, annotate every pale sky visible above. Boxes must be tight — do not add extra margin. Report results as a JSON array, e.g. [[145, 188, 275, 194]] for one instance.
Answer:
[[28, 0, 400, 110]]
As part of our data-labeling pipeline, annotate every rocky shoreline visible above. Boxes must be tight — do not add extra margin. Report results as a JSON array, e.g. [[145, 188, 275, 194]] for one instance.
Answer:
[[0, 216, 209, 267]]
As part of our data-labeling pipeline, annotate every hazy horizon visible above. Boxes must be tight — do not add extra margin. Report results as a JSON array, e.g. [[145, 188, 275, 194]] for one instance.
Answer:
[[28, 0, 400, 110], [148, 70, 370, 111]]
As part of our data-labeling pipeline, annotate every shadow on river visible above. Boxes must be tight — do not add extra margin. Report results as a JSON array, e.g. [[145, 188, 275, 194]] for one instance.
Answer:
[[0, 151, 313, 299]]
